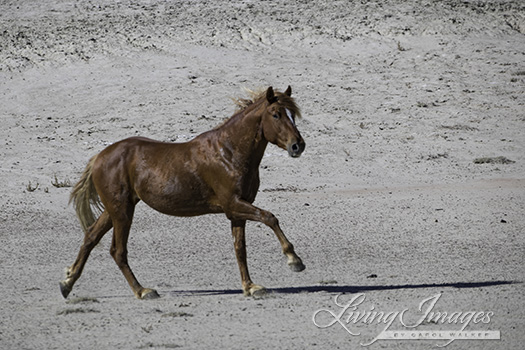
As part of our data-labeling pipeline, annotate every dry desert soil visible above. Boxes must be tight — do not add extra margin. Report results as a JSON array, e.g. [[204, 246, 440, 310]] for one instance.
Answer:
[[1, 1, 524, 349]]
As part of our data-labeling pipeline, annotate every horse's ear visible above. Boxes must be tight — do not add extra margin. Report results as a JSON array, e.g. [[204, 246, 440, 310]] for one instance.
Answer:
[[266, 86, 277, 104], [284, 85, 292, 97]]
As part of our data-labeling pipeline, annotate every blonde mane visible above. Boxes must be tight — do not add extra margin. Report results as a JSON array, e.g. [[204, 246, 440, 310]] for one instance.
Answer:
[[232, 87, 302, 118]]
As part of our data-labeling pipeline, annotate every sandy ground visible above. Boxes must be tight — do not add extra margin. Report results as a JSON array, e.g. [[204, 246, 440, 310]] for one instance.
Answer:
[[1, 1, 524, 349]]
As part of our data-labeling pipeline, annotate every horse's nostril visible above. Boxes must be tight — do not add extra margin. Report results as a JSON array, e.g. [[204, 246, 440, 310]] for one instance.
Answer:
[[288, 140, 305, 157]]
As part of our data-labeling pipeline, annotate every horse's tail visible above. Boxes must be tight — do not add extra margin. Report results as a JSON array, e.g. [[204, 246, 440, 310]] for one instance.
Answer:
[[69, 155, 104, 233]]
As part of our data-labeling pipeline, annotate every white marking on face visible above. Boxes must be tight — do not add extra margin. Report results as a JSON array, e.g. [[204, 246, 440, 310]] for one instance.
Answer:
[[285, 108, 295, 126]]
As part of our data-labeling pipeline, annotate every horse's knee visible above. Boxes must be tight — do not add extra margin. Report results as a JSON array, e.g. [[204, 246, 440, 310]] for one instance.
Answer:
[[263, 212, 279, 228]]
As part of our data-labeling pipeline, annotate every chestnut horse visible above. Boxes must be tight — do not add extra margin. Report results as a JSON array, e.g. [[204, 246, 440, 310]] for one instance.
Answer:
[[60, 86, 306, 299]]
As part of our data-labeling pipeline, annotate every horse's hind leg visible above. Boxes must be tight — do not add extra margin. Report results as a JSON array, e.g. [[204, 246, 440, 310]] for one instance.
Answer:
[[110, 208, 160, 300], [60, 210, 113, 298]]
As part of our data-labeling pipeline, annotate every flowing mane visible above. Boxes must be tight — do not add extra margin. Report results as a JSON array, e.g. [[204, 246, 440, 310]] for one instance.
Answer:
[[212, 87, 302, 132], [232, 87, 302, 118]]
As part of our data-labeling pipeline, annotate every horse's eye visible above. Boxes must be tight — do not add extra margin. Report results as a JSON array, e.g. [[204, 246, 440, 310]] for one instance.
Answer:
[[273, 114, 280, 119]]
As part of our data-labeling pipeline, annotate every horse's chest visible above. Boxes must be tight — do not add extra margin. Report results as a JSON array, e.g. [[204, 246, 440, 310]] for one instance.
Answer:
[[238, 172, 260, 203]]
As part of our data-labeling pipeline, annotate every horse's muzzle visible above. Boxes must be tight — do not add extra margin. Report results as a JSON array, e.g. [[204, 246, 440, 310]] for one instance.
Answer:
[[287, 139, 305, 158]]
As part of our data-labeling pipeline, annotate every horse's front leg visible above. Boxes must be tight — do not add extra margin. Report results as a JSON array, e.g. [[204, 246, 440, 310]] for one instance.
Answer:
[[227, 199, 305, 273], [231, 220, 267, 297]]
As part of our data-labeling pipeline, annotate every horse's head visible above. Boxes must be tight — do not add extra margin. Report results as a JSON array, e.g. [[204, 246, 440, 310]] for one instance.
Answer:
[[262, 86, 305, 158]]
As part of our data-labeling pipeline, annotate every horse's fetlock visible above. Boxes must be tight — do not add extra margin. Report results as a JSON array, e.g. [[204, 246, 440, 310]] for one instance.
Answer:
[[282, 242, 294, 254], [64, 266, 72, 278]]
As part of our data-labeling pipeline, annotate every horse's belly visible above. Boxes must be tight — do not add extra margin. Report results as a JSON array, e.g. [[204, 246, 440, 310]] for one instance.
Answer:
[[135, 174, 221, 217]]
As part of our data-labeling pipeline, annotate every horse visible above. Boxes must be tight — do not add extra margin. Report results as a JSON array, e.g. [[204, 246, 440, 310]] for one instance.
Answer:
[[60, 86, 306, 299]]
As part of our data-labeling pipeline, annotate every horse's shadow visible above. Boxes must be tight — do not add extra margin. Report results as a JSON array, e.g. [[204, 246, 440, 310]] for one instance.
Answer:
[[168, 280, 518, 297]]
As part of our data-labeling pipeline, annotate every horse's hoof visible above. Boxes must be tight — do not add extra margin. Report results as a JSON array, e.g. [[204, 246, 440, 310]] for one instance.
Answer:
[[244, 284, 267, 297], [140, 288, 160, 300], [289, 261, 306, 272], [59, 281, 71, 299]]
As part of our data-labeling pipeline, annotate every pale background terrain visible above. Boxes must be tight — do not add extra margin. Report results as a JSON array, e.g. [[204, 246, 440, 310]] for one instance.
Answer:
[[1, 1, 524, 349]]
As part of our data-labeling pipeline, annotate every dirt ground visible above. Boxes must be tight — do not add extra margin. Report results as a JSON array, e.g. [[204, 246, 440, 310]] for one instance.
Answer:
[[1, 1, 524, 349]]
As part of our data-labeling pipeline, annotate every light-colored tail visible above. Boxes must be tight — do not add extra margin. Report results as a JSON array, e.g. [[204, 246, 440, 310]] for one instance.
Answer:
[[69, 155, 104, 233]]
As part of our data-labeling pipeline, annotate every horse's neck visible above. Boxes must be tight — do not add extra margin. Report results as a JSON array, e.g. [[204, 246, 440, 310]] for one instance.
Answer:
[[216, 106, 268, 168]]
